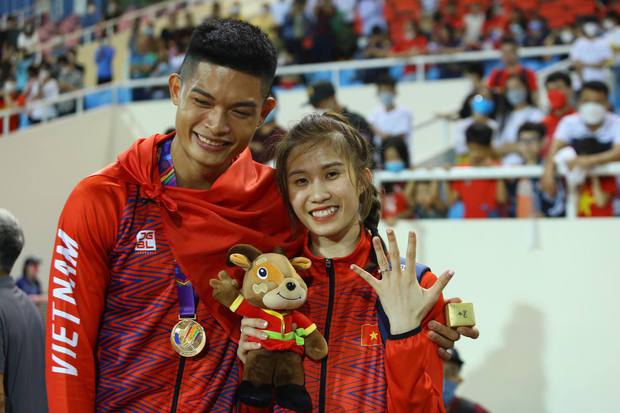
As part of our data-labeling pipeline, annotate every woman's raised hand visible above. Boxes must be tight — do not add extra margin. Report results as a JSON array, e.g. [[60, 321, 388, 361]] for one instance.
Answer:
[[351, 229, 454, 335]]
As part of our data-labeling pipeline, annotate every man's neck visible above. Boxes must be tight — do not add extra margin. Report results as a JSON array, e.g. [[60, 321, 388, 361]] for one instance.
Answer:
[[170, 137, 228, 190], [587, 121, 605, 132], [310, 221, 362, 259]]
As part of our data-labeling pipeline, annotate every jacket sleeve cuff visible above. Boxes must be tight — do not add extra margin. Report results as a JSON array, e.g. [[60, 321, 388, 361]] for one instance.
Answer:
[[387, 326, 422, 341]]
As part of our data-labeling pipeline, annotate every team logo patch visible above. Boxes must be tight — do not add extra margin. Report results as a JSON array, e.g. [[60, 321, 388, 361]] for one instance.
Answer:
[[361, 324, 381, 346], [135, 230, 157, 251]]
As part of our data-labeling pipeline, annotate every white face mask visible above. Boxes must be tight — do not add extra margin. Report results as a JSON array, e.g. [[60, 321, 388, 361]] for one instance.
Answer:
[[560, 29, 574, 44], [579, 102, 607, 125], [583, 23, 599, 38]]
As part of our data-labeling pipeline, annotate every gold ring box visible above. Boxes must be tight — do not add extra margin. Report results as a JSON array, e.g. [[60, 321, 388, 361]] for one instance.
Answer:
[[445, 303, 476, 328]]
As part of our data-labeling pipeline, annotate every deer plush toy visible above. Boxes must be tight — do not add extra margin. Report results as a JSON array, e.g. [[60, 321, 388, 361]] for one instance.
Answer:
[[210, 245, 328, 412]]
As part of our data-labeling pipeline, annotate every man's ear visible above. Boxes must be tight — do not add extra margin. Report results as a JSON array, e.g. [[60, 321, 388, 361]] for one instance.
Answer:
[[169, 73, 182, 106], [258, 96, 277, 127]]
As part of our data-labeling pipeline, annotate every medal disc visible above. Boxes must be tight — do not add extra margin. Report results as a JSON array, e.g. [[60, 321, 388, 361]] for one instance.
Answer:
[[170, 318, 206, 357]]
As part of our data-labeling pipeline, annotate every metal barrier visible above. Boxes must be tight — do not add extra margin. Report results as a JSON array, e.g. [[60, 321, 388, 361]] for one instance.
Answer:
[[373, 163, 620, 219]]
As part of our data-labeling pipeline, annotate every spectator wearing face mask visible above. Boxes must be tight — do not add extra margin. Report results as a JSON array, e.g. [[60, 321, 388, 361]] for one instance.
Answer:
[[453, 93, 499, 162], [457, 63, 493, 119], [603, 12, 620, 110], [570, 18, 613, 88], [369, 74, 414, 165], [542, 71, 575, 157], [496, 74, 545, 160], [379, 137, 413, 224], [443, 348, 490, 413], [541, 81, 620, 197]]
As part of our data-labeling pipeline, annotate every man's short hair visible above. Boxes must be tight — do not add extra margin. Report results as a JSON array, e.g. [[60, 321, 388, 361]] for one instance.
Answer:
[[375, 74, 397, 89], [545, 71, 572, 88], [0, 209, 25, 275], [465, 62, 485, 79], [518, 122, 546, 140], [465, 122, 493, 147], [179, 19, 277, 96], [579, 81, 610, 98]]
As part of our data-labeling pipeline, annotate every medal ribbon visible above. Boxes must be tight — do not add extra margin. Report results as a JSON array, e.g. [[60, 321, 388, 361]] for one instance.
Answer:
[[175, 266, 197, 318], [157, 137, 198, 319]]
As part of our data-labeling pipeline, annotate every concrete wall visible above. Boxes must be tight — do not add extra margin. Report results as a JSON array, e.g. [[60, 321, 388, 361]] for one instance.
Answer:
[[382, 218, 620, 413]]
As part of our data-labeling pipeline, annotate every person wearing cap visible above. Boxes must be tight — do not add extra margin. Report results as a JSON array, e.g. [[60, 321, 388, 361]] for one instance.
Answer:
[[306, 80, 374, 143], [0, 209, 47, 412], [444, 348, 490, 413]]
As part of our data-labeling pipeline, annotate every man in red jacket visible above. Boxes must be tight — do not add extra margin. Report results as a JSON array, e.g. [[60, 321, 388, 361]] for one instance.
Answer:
[[46, 19, 477, 413]]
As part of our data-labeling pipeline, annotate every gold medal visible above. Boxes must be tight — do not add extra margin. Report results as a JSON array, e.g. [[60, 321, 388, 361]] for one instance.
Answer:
[[170, 318, 206, 357]]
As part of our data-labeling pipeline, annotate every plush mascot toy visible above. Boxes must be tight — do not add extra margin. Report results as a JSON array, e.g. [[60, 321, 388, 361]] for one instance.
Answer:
[[210, 245, 328, 412]]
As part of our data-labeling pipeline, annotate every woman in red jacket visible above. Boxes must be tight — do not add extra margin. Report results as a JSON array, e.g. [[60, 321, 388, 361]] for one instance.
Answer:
[[239, 112, 454, 412]]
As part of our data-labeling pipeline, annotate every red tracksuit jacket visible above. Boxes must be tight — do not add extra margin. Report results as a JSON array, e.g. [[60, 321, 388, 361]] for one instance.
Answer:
[[243, 229, 446, 413], [46, 134, 299, 412]]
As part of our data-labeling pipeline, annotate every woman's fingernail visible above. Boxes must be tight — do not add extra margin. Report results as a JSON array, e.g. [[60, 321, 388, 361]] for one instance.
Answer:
[[255, 342, 262, 348], [429, 321, 437, 328], [261, 333, 268, 340], [261, 321, 268, 328]]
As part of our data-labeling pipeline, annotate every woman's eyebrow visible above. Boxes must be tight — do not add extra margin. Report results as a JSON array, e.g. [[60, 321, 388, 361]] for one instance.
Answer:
[[288, 162, 344, 177]]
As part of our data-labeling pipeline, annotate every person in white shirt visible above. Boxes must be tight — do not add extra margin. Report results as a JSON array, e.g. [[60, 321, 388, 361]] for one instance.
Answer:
[[603, 12, 620, 109], [497, 74, 544, 157], [570, 19, 613, 88], [368, 74, 414, 166], [463, 2, 486, 47], [541, 81, 620, 196], [28, 64, 59, 124]]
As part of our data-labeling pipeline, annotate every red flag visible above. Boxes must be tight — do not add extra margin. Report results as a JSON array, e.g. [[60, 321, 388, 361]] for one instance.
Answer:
[[361, 324, 381, 346]]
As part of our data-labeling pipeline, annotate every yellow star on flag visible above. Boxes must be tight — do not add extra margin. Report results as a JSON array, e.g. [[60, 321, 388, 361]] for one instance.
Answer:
[[578, 190, 596, 217], [369, 331, 378, 341]]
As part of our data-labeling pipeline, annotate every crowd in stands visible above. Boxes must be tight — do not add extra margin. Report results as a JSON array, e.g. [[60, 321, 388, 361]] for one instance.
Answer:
[[2, 1, 620, 219], [254, 33, 620, 220]]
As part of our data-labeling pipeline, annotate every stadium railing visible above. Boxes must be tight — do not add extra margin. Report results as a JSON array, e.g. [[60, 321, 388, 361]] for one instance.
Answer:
[[373, 163, 620, 219]]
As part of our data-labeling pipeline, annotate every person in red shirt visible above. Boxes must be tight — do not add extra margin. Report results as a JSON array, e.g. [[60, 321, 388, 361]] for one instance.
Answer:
[[542, 71, 575, 158], [487, 37, 538, 95], [238, 112, 476, 412], [447, 123, 508, 218], [46, 19, 476, 413]]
